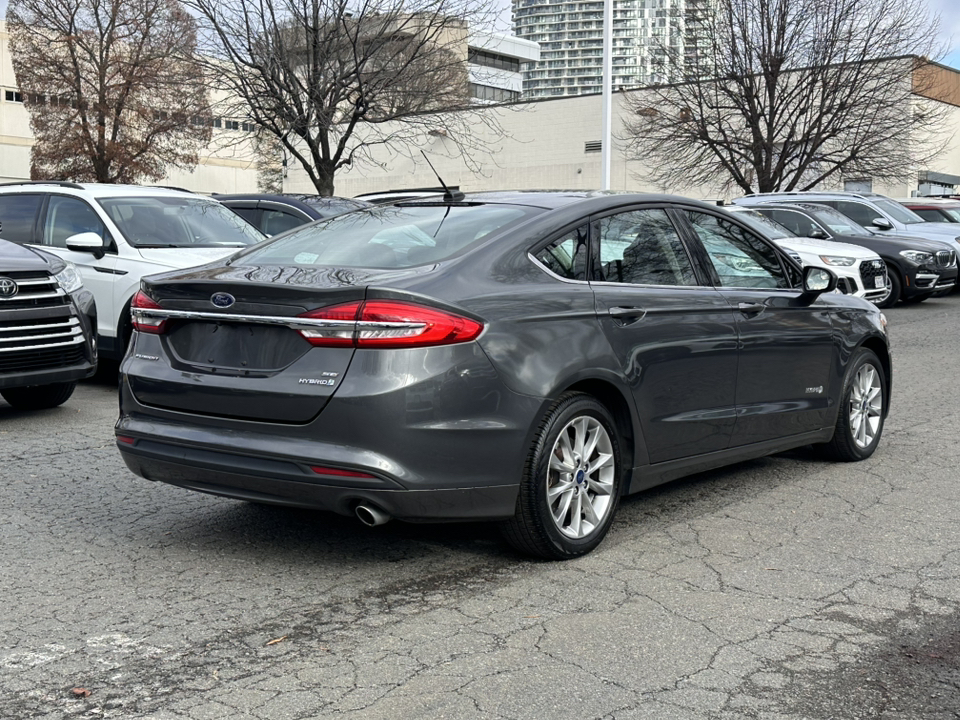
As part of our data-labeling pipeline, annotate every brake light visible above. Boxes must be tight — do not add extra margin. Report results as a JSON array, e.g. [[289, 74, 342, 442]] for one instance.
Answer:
[[298, 301, 483, 349], [130, 290, 167, 334]]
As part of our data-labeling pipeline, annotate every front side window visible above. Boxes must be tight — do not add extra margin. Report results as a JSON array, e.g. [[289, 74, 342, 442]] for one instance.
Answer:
[[43, 196, 106, 248], [805, 206, 871, 236], [261, 209, 305, 236], [824, 201, 884, 228], [595, 208, 697, 286], [533, 225, 587, 280], [761, 208, 827, 238], [99, 197, 264, 248], [238, 203, 539, 269], [685, 211, 788, 289], [0, 194, 42, 244], [872, 197, 924, 224]]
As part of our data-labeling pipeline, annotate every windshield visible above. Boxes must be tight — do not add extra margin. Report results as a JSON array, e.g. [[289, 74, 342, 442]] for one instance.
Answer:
[[236, 203, 538, 269], [873, 197, 925, 224], [99, 197, 265, 248], [806, 206, 871, 236], [726, 208, 793, 239]]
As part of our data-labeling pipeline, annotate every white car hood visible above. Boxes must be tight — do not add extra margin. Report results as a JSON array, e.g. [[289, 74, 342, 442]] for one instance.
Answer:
[[135, 246, 242, 269], [774, 236, 879, 260]]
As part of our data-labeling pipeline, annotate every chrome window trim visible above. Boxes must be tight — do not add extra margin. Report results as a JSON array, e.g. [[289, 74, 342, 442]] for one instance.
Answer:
[[527, 252, 588, 285], [589, 280, 715, 290]]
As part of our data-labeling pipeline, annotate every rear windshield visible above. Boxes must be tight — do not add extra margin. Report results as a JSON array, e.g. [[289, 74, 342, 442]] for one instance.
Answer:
[[236, 203, 538, 269]]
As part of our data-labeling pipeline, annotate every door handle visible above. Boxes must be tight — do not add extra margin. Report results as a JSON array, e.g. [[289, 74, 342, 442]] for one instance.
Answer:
[[608, 306, 646, 320], [738, 302, 765, 316]]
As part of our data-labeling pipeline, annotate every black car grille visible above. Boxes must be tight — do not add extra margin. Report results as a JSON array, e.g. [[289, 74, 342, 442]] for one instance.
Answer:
[[0, 302, 86, 373], [0, 343, 85, 373], [859, 259, 887, 291], [0, 272, 69, 310], [937, 250, 956, 268]]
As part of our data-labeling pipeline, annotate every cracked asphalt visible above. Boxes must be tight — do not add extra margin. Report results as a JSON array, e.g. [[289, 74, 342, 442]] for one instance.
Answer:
[[3, 295, 960, 719]]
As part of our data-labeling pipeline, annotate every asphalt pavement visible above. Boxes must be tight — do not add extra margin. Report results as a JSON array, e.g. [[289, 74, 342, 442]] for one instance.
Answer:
[[2, 295, 960, 719]]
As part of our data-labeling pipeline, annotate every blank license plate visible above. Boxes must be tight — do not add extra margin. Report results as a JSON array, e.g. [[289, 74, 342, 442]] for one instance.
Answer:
[[875, 277, 885, 289]]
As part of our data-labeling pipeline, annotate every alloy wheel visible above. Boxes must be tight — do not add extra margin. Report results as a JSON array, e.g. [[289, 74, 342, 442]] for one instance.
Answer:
[[546, 416, 616, 539], [849, 363, 883, 448]]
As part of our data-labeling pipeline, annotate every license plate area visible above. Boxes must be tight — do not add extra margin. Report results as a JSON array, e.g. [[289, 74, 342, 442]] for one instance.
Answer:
[[165, 321, 310, 372], [874, 276, 885, 289]]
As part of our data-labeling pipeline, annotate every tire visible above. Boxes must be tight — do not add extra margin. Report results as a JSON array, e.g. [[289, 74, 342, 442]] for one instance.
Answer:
[[819, 348, 886, 462], [1, 382, 76, 410], [875, 264, 901, 308], [502, 393, 624, 560]]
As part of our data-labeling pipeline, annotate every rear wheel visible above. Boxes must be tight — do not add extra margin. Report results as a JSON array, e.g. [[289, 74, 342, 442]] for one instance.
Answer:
[[875, 264, 900, 308], [502, 393, 623, 559], [1, 382, 76, 410], [819, 348, 886, 461]]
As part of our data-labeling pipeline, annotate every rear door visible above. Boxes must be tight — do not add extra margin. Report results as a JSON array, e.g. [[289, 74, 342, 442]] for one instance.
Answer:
[[589, 205, 740, 463], [679, 209, 836, 445]]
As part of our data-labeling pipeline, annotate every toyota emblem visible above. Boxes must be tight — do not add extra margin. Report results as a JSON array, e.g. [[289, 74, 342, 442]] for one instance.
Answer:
[[210, 292, 235, 308], [0, 277, 18, 298]]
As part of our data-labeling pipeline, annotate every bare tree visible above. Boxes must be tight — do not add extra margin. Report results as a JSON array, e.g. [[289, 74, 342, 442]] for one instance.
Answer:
[[187, 0, 499, 196], [6, 0, 212, 183], [622, 0, 949, 194]]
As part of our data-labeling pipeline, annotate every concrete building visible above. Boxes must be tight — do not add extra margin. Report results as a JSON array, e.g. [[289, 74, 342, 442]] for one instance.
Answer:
[[287, 60, 960, 202], [468, 30, 541, 103], [0, 20, 259, 193], [513, 0, 687, 98]]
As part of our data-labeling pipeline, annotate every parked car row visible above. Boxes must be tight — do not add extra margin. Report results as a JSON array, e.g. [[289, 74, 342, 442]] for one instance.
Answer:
[[9, 181, 958, 558]]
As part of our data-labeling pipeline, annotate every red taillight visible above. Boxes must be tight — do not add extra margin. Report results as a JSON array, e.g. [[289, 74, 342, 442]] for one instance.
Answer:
[[297, 301, 483, 349], [116, 435, 136, 445], [130, 290, 167, 334], [310, 465, 376, 479]]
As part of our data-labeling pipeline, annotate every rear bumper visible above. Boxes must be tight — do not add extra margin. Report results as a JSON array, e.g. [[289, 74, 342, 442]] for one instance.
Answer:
[[118, 438, 519, 521]]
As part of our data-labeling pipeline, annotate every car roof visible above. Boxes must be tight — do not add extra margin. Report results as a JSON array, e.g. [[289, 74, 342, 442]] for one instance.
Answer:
[[899, 198, 960, 207], [741, 191, 884, 201], [0, 181, 210, 200], [394, 190, 725, 211]]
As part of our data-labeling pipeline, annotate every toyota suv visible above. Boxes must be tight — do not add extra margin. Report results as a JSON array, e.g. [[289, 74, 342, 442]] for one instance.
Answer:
[[0, 182, 265, 359], [0, 238, 97, 409]]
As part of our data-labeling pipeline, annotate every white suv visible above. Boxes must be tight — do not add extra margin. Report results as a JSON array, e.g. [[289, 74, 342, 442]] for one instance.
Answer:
[[0, 182, 264, 359]]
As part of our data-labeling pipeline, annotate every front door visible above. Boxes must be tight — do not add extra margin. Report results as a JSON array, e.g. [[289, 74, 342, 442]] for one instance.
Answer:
[[590, 207, 740, 464], [681, 209, 836, 445]]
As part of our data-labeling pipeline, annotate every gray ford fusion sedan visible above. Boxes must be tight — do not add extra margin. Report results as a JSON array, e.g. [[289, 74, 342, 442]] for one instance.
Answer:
[[116, 191, 891, 559]]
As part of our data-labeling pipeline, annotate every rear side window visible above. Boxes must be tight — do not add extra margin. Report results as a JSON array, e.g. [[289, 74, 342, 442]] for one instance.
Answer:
[[533, 225, 587, 280], [685, 211, 788, 289], [239, 204, 539, 269], [42, 196, 106, 248], [0, 194, 42, 244]]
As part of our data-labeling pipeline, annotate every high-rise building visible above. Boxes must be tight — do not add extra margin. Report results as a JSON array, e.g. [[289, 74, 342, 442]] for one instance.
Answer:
[[513, 0, 689, 98]]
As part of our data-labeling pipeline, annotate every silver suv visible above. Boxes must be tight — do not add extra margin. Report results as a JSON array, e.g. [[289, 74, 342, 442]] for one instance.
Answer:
[[737, 191, 960, 256]]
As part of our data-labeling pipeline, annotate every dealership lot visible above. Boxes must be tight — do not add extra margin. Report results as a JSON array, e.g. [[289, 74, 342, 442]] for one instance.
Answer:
[[2, 297, 960, 718]]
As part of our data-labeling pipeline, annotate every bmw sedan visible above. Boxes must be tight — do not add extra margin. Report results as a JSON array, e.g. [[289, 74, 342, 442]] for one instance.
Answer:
[[116, 192, 891, 559]]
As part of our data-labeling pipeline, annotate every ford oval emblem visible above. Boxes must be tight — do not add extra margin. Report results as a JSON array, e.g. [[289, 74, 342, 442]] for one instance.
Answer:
[[210, 292, 235, 308]]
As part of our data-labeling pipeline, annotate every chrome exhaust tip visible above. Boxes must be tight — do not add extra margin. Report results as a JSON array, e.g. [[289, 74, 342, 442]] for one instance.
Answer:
[[355, 504, 390, 527]]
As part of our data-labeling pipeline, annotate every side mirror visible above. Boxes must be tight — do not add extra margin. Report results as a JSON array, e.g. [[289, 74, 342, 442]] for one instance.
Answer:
[[872, 218, 893, 230], [808, 227, 829, 240], [802, 266, 838, 296], [66, 232, 105, 258]]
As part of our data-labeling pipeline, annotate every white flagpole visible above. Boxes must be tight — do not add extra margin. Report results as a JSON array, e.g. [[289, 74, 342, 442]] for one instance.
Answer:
[[601, 0, 613, 190]]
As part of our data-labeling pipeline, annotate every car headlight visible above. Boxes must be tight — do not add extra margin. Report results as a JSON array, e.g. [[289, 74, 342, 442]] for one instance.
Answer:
[[54, 262, 84, 294], [715, 253, 762, 273], [899, 250, 934, 265], [818, 255, 856, 266]]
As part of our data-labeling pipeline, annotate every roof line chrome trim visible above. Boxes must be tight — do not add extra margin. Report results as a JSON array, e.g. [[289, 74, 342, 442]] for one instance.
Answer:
[[526, 253, 589, 285]]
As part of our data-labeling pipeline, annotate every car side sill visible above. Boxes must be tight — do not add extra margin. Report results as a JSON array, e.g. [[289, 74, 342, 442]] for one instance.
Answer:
[[628, 428, 834, 495]]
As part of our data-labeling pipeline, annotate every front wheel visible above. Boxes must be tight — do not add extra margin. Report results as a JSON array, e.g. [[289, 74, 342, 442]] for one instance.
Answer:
[[502, 393, 623, 559], [874, 265, 901, 309], [819, 348, 886, 461], [1, 382, 76, 410]]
